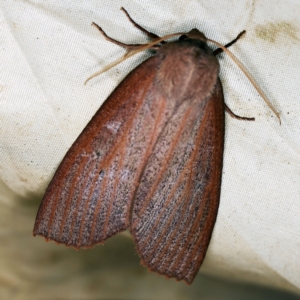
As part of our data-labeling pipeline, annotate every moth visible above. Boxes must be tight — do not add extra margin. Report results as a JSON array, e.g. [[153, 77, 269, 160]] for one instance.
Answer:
[[33, 8, 280, 284]]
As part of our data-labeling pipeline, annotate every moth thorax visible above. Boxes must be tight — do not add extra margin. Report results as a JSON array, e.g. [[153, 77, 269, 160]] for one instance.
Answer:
[[156, 42, 220, 102]]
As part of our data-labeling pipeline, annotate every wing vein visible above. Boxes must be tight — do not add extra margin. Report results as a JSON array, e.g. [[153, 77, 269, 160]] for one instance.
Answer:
[[68, 156, 97, 245], [164, 109, 214, 276], [46, 189, 61, 235], [132, 107, 192, 223], [88, 85, 151, 244], [77, 159, 99, 244], [145, 110, 208, 267], [45, 191, 58, 235], [59, 155, 90, 239], [129, 98, 167, 217], [101, 136, 126, 240]]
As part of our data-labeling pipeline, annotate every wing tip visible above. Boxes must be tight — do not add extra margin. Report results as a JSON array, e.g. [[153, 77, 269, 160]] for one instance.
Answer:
[[138, 254, 196, 285], [33, 224, 126, 250], [32, 228, 106, 250], [131, 234, 198, 285]]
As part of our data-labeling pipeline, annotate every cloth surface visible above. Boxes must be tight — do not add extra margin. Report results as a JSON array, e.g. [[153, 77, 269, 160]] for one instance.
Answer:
[[0, 0, 300, 298]]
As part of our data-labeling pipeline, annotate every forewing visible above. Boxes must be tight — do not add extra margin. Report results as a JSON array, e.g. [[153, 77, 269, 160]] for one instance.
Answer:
[[34, 56, 170, 248], [130, 79, 225, 284]]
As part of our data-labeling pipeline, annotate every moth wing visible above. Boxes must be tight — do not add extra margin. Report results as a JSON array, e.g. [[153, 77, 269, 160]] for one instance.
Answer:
[[34, 56, 169, 248], [130, 79, 225, 284]]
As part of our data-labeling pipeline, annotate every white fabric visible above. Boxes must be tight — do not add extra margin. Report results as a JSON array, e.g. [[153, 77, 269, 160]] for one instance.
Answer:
[[1, 0, 300, 297]]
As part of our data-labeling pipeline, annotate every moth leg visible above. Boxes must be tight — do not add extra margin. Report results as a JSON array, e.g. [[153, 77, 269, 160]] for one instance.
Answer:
[[121, 7, 162, 40], [213, 30, 246, 56], [93, 8, 164, 51], [225, 103, 255, 121], [92, 22, 146, 50], [121, 7, 165, 50]]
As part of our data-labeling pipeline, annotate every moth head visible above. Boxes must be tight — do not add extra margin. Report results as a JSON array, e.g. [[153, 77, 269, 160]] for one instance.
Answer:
[[179, 29, 207, 43]]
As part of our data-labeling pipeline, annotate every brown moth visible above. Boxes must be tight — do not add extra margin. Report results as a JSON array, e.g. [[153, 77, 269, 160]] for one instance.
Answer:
[[33, 8, 280, 284]]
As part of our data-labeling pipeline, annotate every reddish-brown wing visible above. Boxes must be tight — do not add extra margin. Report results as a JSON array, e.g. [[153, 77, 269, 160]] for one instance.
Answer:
[[33, 56, 173, 248], [130, 79, 225, 284]]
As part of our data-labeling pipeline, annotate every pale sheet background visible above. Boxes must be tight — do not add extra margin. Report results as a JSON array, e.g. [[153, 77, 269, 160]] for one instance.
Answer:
[[0, 0, 300, 299]]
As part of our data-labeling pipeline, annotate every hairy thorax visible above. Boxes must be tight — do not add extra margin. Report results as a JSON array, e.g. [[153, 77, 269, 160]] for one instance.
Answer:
[[155, 39, 220, 103]]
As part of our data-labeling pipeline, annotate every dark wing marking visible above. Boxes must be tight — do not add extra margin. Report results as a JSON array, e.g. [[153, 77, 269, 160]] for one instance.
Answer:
[[130, 79, 225, 284], [33, 56, 172, 248]]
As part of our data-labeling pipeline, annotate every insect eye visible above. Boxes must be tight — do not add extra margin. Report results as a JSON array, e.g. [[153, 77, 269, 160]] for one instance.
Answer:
[[179, 34, 188, 41]]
